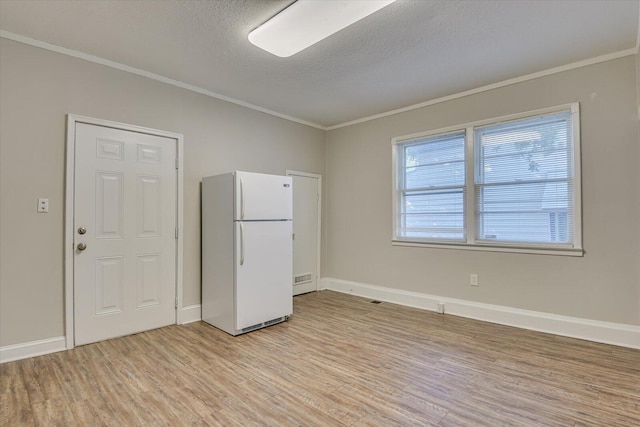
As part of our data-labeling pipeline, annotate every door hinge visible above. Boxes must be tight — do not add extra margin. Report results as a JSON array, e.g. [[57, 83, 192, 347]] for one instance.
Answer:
[[175, 156, 179, 169], [175, 297, 178, 309], [175, 227, 178, 239]]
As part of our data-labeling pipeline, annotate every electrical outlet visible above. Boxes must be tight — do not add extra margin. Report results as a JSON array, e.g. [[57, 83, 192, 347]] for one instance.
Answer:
[[437, 302, 445, 314], [37, 198, 49, 213], [470, 274, 479, 286]]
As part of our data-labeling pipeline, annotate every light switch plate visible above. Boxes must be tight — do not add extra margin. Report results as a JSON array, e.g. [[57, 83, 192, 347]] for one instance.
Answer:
[[470, 274, 479, 286]]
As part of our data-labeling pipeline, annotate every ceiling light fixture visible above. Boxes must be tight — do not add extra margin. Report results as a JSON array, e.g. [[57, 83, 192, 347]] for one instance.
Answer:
[[248, 0, 397, 58]]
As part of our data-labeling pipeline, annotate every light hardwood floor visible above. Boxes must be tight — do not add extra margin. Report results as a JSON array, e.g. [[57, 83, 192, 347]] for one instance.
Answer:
[[1, 290, 639, 426]]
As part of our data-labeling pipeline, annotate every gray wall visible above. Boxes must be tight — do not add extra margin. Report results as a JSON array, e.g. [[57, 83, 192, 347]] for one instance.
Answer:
[[325, 56, 640, 326], [1, 37, 638, 350], [0, 39, 325, 346]]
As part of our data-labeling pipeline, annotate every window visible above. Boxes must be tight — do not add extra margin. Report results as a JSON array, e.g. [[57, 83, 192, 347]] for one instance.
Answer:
[[392, 104, 582, 255], [397, 131, 466, 240]]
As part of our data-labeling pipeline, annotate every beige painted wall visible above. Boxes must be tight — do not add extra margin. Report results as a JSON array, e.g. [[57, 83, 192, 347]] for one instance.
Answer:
[[0, 39, 325, 346], [1, 36, 637, 349], [325, 56, 640, 326]]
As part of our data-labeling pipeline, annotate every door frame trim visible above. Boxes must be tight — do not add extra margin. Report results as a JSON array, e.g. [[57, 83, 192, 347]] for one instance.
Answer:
[[286, 170, 322, 294], [64, 114, 184, 349]]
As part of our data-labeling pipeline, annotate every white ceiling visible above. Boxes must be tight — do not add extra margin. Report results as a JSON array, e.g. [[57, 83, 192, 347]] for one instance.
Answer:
[[1, 0, 638, 129]]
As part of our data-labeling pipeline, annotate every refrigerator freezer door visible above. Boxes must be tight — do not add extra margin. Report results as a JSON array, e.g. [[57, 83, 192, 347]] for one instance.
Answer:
[[235, 221, 293, 330], [235, 171, 293, 221]]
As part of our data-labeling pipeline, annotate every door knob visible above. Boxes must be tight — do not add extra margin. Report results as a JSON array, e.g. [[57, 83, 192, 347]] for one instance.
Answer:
[[77, 227, 87, 235], [77, 242, 87, 251]]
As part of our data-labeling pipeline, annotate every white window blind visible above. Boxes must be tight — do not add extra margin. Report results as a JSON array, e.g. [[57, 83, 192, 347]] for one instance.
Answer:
[[397, 131, 466, 241], [474, 111, 574, 245]]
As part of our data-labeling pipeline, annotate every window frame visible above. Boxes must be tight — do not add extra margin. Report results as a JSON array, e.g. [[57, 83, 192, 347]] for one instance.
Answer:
[[391, 103, 582, 256], [396, 130, 468, 242]]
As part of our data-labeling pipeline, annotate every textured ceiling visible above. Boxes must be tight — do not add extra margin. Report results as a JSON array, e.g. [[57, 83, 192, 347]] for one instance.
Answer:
[[0, 0, 638, 128]]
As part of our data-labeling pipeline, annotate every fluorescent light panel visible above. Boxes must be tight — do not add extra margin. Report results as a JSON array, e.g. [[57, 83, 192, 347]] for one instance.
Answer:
[[248, 0, 397, 58]]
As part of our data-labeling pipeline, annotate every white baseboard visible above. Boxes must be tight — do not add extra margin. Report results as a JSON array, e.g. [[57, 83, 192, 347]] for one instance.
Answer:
[[2, 306, 201, 364], [320, 277, 640, 349], [0, 336, 66, 364], [181, 304, 202, 324]]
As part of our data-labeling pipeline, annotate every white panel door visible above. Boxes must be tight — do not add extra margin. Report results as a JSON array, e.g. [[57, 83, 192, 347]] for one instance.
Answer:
[[74, 123, 177, 346], [235, 171, 292, 220], [235, 221, 293, 330], [289, 173, 321, 296]]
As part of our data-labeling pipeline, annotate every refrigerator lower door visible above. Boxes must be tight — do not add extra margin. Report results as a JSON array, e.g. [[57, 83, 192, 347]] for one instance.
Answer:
[[235, 220, 293, 330]]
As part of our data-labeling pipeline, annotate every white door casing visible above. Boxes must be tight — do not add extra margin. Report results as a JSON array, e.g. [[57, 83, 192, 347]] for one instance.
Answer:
[[287, 171, 321, 296], [65, 115, 183, 348]]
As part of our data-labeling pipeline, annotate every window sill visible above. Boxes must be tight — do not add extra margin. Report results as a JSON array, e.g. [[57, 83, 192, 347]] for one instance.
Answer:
[[391, 239, 584, 257]]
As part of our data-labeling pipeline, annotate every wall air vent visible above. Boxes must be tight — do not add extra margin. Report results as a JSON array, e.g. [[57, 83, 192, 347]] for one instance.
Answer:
[[294, 273, 313, 285]]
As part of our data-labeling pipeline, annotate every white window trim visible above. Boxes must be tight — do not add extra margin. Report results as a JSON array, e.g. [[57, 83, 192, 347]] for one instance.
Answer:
[[391, 103, 583, 256]]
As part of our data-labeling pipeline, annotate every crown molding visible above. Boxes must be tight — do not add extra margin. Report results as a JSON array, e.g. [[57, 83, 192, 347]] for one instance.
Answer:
[[0, 30, 326, 130], [2, 29, 637, 133]]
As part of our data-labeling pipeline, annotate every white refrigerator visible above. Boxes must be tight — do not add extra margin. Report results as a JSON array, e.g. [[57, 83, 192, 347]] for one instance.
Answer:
[[202, 171, 293, 335]]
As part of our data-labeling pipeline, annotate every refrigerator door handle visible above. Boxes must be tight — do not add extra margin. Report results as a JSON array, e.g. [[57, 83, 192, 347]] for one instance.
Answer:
[[240, 177, 245, 220], [240, 222, 245, 266]]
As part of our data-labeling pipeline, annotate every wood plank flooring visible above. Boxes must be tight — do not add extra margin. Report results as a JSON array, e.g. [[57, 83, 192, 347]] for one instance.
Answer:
[[1, 290, 639, 426]]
